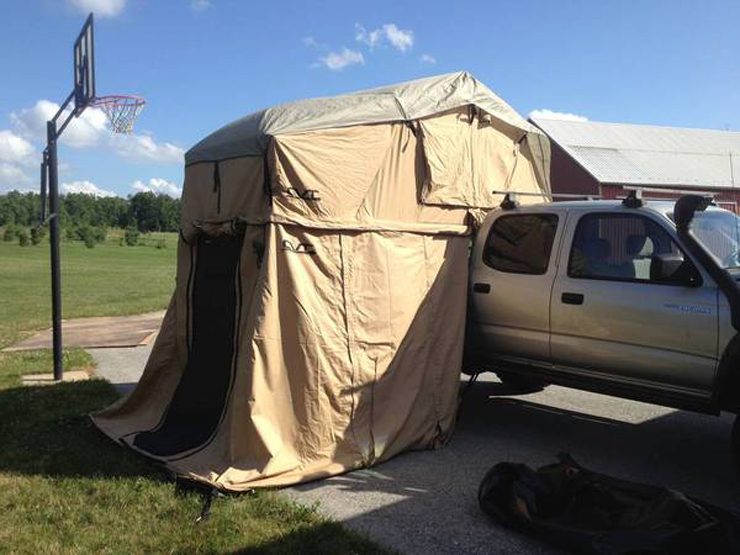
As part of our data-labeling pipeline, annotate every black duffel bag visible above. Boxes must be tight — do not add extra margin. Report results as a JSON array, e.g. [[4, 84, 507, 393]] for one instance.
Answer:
[[478, 453, 740, 554]]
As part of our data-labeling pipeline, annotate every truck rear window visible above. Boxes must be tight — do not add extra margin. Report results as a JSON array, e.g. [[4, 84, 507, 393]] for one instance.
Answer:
[[483, 214, 559, 274]]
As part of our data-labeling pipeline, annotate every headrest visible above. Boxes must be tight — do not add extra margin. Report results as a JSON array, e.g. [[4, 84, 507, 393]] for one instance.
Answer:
[[585, 238, 611, 260], [627, 235, 653, 256]]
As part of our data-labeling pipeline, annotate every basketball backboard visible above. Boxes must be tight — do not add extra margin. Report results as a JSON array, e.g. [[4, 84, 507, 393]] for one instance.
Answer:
[[73, 14, 95, 114]]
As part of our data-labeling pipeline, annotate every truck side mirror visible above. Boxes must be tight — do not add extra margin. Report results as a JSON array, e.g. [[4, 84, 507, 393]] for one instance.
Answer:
[[650, 254, 700, 286]]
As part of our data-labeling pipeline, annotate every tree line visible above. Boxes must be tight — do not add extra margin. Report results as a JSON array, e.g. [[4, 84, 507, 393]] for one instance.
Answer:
[[0, 191, 181, 232]]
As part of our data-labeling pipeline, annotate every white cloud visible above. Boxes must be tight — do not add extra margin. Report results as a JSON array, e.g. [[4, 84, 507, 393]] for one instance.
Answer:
[[0, 130, 38, 192], [11, 99, 183, 165], [62, 180, 117, 197], [109, 134, 185, 165], [355, 23, 414, 52], [303, 36, 319, 47], [69, 0, 126, 18], [0, 130, 36, 165], [420, 54, 436, 64], [132, 177, 182, 198], [383, 24, 413, 52], [5, 97, 182, 195], [528, 109, 589, 122], [0, 163, 34, 192], [318, 47, 365, 71], [355, 24, 382, 49], [190, 0, 212, 12], [11, 100, 108, 148]]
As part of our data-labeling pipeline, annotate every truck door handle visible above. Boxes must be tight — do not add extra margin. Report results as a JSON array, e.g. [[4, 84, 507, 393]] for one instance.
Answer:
[[473, 282, 491, 294], [561, 292, 584, 305]]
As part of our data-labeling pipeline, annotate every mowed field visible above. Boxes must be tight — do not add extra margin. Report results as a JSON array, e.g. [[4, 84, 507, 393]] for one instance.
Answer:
[[0, 234, 385, 554], [0, 233, 178, 348]]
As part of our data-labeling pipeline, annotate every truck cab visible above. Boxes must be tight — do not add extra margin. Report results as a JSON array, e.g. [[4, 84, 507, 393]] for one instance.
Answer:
[[467, 195, 740, 418]]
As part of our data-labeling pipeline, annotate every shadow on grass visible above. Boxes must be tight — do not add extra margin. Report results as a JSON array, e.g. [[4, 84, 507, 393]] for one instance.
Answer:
[[229, 520, 392, 555], [0, 379, 164, 480], [0, 379, 391, 554]]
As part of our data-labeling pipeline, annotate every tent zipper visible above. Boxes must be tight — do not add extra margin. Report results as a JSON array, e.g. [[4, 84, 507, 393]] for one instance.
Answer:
[[213, 162, 222, 215], [262, 145, 273, 198]]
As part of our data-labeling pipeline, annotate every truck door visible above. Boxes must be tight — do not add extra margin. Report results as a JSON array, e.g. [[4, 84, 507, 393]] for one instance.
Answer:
[[550, 211, 718, 397], [470, 211, 562, 363]]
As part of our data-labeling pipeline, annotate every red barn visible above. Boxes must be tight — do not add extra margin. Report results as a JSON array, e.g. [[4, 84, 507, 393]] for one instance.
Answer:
[[532, 118, 740, 213]]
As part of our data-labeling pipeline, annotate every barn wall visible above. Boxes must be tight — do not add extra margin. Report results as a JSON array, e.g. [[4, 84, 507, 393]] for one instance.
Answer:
[[548, 141, 600, 198]]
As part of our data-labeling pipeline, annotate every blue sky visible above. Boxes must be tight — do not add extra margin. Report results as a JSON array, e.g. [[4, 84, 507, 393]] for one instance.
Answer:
[[1, 0, 738, 197]]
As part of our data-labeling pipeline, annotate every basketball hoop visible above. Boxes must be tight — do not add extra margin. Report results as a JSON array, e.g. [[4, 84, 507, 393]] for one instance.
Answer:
[[91, 95, 146, 134]]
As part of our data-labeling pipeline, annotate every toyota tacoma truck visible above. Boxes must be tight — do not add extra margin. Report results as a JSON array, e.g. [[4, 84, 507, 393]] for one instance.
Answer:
[[466, 193, 740, 463]]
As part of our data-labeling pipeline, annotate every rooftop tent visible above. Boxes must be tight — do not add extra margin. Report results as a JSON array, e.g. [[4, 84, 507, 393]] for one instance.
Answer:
[[92, 71, 551, 490]]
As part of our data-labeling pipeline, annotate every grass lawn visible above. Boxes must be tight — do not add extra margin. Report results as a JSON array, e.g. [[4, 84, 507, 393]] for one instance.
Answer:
[[0, 236, 178, 347], [0, 237, 387, 554]]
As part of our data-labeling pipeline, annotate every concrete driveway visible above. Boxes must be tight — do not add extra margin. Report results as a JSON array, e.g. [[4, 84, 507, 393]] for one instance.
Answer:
[[286, 376, 739, 554], [92, 348, 739, 554], [7, 311, 164, 351]]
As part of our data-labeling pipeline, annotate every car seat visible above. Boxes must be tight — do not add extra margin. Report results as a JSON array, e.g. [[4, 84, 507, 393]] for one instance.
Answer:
[[627, 235, 654, 280]]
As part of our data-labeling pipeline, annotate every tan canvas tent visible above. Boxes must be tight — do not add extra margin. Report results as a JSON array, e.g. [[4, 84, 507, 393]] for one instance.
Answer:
[[92, 71, 551, 490]]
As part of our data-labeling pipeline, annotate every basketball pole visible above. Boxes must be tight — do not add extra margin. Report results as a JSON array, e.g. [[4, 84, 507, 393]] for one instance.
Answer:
[[44, 91, 82, 382], [47, 118, 62, 382], [39, 13, 100, 381]]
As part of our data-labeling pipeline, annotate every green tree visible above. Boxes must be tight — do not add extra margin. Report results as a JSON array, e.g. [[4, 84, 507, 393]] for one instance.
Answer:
[[63, 193, 97, 228], [128, 192, 160, 232], [0, 190, 181, 235], [154, 194, 180, 231], [17, 228, 30, 246], [98, 196, 130, 228], [91, 226, 107, 243], [3, 224, 18, 242], [76, 224, 93, 243], [30, 226, 46, 245], [124, 222, 139, 246]]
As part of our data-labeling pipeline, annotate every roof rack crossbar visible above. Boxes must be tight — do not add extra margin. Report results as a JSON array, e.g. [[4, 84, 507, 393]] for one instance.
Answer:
[[493, 190, 603, 208], [491, 190, 602, 200], [621, 185, 717, 197]]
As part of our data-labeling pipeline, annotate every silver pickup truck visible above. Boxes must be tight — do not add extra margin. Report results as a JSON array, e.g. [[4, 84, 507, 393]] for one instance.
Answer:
[[466, 193, 740, 464]]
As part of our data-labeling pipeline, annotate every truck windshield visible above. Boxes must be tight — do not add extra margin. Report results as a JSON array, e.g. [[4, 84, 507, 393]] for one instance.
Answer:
[[689, 210, 740, 269]]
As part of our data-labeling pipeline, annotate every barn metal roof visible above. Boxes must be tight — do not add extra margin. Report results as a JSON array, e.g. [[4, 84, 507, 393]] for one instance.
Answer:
[[532, 118, 740, 189]]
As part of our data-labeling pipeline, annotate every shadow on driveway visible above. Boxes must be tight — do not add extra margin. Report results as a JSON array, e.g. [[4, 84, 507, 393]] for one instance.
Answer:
[[287, 376, 739, 555]]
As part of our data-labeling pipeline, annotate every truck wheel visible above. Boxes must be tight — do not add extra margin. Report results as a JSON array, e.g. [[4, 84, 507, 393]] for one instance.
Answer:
[[496, 372, 546, 393]]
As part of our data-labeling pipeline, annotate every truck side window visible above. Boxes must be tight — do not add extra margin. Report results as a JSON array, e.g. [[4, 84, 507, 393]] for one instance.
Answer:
[[569, 213, 681, 281], [483, 214, 559, 275]]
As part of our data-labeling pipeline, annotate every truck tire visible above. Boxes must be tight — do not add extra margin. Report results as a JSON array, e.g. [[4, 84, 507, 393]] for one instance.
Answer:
[[496, 372, 547, 393], [716, 334, 740, 412], [732, 415, 740, 474]]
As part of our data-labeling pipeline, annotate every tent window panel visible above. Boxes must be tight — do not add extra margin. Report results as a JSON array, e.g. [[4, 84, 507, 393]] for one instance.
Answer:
[[473, 119, 524, 206], [483, 214, 558, 275], [419, 109, 473, 206]]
